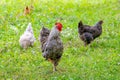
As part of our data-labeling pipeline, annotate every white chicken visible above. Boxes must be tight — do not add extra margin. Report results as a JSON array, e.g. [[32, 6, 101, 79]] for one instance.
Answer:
[[19, 23, 35, 49]]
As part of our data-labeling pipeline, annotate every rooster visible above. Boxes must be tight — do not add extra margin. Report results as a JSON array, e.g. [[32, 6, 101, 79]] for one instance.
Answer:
[[39, 22, 63, 71], [19, 23, 35, 49], [78, 20, 103, 46]]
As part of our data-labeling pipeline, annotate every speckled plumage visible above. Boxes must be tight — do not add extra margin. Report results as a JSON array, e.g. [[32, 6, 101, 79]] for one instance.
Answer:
[[78, 20, 103, 45], [39, 25, 63, 71]]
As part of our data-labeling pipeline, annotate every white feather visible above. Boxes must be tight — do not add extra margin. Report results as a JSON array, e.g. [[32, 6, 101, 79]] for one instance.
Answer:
[[19, 23, 35, 49]]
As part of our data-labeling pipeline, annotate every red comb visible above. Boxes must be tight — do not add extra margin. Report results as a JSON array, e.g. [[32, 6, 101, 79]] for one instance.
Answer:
[[55, 22, 62, 27], [55, 22, 63, 31]]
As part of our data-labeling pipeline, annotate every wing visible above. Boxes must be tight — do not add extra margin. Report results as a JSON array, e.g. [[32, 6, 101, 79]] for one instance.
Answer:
[[90, 27, 102, 39], [43, 37, 63, 60], [80, 32, 93, 45]]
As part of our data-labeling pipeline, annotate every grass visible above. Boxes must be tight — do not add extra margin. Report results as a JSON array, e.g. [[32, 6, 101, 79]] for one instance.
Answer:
[[0, 0, 120, 79]]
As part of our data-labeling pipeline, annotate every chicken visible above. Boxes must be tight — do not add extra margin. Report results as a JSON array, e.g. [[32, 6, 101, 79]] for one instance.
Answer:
[[19, 23, 35, 49], [39, 22, 63, 71], [24, 6, 30, 15], [78, 20, 103, 46], [24, 5, 34, 15]]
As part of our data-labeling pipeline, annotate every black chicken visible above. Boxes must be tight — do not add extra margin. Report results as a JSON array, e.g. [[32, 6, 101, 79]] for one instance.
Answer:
[[78, 20, 103, 46]]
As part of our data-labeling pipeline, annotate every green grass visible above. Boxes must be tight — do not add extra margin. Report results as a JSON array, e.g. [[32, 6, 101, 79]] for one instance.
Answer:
[[0, 0, 120, 79]]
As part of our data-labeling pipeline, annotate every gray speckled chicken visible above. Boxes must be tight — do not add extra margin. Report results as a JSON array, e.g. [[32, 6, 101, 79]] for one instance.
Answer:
[[78, 20, 103, 46], [19, 23, 35, 49], [39, 22, 63, 71]]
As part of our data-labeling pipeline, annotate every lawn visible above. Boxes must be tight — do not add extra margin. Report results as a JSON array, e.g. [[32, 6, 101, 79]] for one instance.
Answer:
[[0, 0, 120, 80]]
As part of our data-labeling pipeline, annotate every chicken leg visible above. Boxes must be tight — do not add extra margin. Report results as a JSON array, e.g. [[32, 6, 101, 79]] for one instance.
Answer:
[[53, 64, 57, 71], [48, 58, 58, 71]]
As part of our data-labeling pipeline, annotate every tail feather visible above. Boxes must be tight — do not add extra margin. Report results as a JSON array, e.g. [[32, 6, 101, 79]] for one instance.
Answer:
[[39, 27, 50, 52], [26, 23, 33, 34], [95, 20, 103, 26], [39, 27, 50, 43], [98, 20, 103, 25]]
